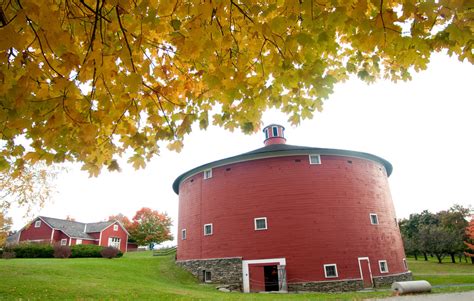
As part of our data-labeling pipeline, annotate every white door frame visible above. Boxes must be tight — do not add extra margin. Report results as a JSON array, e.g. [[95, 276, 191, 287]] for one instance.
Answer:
[[242, 258, 286, 293], [358, 257, 373, 287]]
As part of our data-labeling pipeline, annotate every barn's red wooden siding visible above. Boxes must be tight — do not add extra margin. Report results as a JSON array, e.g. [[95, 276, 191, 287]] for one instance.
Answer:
[[99, 222, 128, 252], [19, 218, 52, 242], [177, 154, 407, 283]]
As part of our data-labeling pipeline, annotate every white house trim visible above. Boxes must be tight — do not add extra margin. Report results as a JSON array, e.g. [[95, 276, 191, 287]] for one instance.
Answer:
[[101, 221, 130, 236], [358, 257, 373, 287], [50, 229, 55, 243], [242, 258, 286, 293]]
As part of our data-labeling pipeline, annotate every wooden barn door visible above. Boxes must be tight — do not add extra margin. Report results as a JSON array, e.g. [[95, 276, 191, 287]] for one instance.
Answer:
[[248, 264, 265, 292], [358, 257, 373, 288]]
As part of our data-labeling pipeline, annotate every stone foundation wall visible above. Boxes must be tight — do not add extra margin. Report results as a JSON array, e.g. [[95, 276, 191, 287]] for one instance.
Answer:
[[373, 271, 413, 287], [288, 279, 363, 292], [176, 257, 242, 291]]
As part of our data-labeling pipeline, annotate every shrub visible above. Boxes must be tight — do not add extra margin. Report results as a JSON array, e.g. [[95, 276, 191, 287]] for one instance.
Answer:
[[53, 245, 71, 258], [70, 244, 103, 258], [9, 243, 54, 258], [2, 251, 16, 259], [101, 246, 120, 259]]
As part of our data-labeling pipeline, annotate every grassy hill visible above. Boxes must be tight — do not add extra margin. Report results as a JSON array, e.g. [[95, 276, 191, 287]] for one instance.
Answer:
[[0, 252, 473, 300]]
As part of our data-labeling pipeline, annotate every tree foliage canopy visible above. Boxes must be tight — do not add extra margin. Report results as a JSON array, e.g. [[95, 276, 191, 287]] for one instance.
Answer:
[[0, 162, 59, 212], [399, 204, 471, 263], [128, 207, 173, 246], [1, 0, 472, 174]]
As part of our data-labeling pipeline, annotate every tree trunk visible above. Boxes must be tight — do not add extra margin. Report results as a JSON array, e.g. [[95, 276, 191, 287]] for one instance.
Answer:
[[414, 253, 418, 260], [471, 257, 474, 264], [450, 253, 456, 263], [436, 254, 443, 263], [423, 252, 428, 261]]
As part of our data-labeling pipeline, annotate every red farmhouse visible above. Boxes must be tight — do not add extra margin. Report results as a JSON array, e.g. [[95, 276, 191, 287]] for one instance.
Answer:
[[173, 124, 411, 292], [16, 216, 129, 253]]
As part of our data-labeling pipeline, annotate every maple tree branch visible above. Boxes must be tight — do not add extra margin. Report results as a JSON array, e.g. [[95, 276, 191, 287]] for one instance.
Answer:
[[153, 94, 177, 140], [379, 0, 387, 46], [116, 5, 136, 72], [28, 23, 65, 78], [79, 0, 111, 23], [230, 0, 254, 23]]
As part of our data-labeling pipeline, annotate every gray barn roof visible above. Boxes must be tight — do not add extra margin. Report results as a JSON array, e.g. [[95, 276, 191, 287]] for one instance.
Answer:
[[40, 216, 115, 239], [172, 143, 392, 194]]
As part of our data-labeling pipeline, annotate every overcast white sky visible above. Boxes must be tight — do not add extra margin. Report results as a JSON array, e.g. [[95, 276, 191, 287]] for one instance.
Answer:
[[9, 53, 474, 243]]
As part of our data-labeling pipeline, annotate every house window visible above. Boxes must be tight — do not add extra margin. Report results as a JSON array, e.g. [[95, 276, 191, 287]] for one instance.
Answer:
[[108, 237, 121, 249], [76, 239, 82, 245], [324, 264, 338, 278], [403, 258, 408, 270], [203, 223, 213, 236], [203, 169, 212, 179], [309, 154, 321, 165], [113, 224, 118, 231], [254, 217, 268, 230], [203, 270, 212, 282], [182, 229, 187, 240], [370, 213, 379, 225], [34, 220, 41, 228], [379, 260, 389, 273], [272, 126, 278, 137], [264, 128, 269, 139], [60, 239, 67, 246]]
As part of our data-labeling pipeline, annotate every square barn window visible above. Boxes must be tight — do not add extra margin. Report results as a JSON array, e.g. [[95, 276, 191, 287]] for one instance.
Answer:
[[370, 213, 379, 225], [61, 239, 67, 246], [324, 264, 338, 278], [203, 270, 212, 282], [204, 224, 213, 236], [34, 220, 41, 228], [309, 154, 321, 165], [182, 229, 187, 240], [203, 169, 212, 179], [113, 224, 118, 231], [379, 260, 389, 273], [254, 217, 268, 230]]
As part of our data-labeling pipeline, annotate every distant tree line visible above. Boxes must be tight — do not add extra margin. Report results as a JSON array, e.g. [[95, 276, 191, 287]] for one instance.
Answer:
[[399, 205, 473, 264]]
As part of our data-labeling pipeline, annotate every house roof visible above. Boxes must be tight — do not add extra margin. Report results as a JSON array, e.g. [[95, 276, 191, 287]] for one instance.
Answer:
[[172, 143, 393, 194], [39, 216, 116, 239]]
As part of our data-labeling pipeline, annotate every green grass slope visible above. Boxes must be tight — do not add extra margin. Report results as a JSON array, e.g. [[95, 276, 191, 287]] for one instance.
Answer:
[[0, 252, 472, 300]]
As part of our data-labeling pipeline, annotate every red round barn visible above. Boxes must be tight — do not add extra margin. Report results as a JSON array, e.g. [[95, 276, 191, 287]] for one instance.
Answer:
[[173, 124, 411, 292]]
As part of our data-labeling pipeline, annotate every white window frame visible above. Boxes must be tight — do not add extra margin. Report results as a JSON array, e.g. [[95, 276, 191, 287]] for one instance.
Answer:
[[203, 223, 213, 236], [309, 154, 321, 165], [324, 264, 338, 278], [182, 229, 187, 240], [370, 213, 379, 225], [76, 239, 82, 245], [108, 237, 121, 248], [34, 220, 41, 228], [203, 270, 212, 282], [113, 224, 119, 231], [203, 169, 212, 179], [254, 217, 268, 230], [272, 126, 278, 137], [60, 239, 67, 246], [403, 258, 408, 270], [379, 260, 389, 273]]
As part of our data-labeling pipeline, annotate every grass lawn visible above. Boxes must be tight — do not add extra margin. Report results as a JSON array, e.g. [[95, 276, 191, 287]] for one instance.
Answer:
[[407, 257, 474, 287], [0, 252, 472, 300]]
